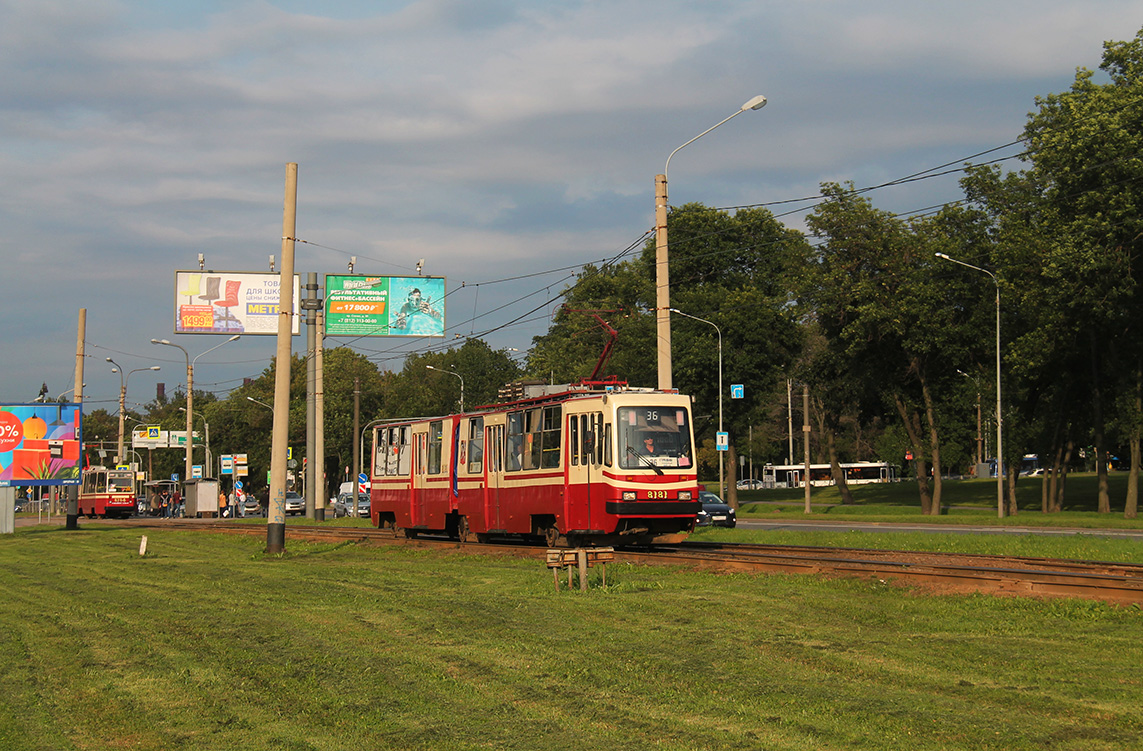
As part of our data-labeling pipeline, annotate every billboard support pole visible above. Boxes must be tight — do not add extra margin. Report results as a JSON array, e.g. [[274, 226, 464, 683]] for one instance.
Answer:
[[67, 308, 86, 530], [267, 163, 297, 554], [305, 272, 317, 519], [315, 304, 326, 521]]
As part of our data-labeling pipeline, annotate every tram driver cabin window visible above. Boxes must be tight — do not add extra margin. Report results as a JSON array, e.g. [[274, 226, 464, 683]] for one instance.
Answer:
[[617, 406, 692, 470]]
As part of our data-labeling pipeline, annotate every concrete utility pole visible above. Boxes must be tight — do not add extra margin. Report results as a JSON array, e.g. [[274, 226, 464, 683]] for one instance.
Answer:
[[803, 384, 812, 514], [352, 377, 360, 519], [305, 272, 317, 519], [267, 163, 297, 554], [67, 308, 86, 530], [315, 306, 326, 521]]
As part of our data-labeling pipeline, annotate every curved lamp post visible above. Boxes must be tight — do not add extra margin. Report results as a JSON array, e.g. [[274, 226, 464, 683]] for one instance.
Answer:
[[426, 365, 465, 414], [152, 335, 240, 485], [656, 95, 767, 391], [106, 358, 160, 465], [669, 308, 723, 498], [935, 252, 1003, 518]]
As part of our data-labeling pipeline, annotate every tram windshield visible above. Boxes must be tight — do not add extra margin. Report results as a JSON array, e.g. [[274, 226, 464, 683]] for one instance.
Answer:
[[107, 472, 134, 493], [617, 406, 693, 470]]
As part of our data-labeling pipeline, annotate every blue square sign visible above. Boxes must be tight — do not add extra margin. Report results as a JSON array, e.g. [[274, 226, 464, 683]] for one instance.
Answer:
[[731, 384, 744, 399]]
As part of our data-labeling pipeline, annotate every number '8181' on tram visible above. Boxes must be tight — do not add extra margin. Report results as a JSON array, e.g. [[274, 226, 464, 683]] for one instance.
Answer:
[[369, 382, 701, 547]]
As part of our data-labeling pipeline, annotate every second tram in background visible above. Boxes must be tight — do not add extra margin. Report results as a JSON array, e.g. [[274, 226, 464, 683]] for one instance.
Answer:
[[369, 380, 701, 547], [78, 465, 137, 518]]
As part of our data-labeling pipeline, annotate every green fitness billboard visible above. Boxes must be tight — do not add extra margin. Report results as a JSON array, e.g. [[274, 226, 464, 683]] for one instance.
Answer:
[[324, 275, 445, 337]]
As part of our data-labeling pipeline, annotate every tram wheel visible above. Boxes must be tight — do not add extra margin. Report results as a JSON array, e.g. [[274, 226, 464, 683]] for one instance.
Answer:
[[544, 526, 561, 548], [404, 528, 419, 540], [456, 516, 470, 544]]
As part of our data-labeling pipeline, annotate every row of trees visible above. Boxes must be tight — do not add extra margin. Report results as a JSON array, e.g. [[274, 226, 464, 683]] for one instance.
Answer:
[[84, 28, 1143, 518], [531, 28, 1143, 518]]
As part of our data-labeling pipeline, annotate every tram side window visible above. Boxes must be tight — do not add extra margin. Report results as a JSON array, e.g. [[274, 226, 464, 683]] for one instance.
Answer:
[[541, 405, 561, 469], [593, 413, 604, 466], [468, 417, 484, 473], [379, 427, 393, 475], [397, 426, 412, 475], [82, 471, 98, 494], [521, 408, 541, 470], [489, 424, 503, 472], [569, 416, 579, 466], [603, 422, 612, 466], [507, 412, 524, 471], [428, 421, 444, 474]]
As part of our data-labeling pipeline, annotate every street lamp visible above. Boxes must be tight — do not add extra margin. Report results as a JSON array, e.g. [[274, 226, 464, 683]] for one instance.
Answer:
[[106, 358, 160, 465], [151, 334, 240, 485], [935, 252, 1003, 518], [669, 308, 724, 499], [656, 95, 767, 391], [426, 365, 465, 414], [246, 396, 274, 413]]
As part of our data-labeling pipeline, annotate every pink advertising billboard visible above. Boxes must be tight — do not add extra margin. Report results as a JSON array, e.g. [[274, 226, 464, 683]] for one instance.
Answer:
[[0, 404, 83, 486]]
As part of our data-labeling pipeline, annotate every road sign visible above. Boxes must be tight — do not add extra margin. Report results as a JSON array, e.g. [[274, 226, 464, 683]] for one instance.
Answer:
[[235, 480, 243, 490], [358, 472, 368, 485], [192, 465, 203, 479], [171, 473, 180, 483], [716, 432, 729, 451], [147, 426, 160, 439], [731, 384, 744, 399]]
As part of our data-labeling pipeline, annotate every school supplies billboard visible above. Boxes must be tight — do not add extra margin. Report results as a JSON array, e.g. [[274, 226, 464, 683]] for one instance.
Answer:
[[0, 404, 82, 486], [173, 271, 301, 335], [325, 275, 446, 337]]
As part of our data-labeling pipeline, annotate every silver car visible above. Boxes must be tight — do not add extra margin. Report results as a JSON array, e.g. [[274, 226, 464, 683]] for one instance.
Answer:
[[334, 493, 370, 518], [284, 491, 304, 516]]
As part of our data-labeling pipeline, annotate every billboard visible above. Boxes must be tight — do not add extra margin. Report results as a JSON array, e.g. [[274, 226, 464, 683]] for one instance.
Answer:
[[325, 275, 446, 337], [0, 404, 82, 486], [174, 271, 301, 335]]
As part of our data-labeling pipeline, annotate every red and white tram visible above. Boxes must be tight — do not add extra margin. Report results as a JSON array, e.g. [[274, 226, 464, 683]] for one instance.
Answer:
[[79, 465, 137, 519], [370, 382, 701, 546]]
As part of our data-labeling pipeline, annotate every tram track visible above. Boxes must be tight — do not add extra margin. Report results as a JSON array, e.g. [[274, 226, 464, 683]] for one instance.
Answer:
[[114, 518, 1143, 605]]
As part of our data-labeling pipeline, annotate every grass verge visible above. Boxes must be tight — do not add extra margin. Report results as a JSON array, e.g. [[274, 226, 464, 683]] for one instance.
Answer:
[[1, 525, 1141, 750]]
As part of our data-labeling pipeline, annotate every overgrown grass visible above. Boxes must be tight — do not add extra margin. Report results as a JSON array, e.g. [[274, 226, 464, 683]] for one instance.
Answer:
[[1, 526, 1141, 750]]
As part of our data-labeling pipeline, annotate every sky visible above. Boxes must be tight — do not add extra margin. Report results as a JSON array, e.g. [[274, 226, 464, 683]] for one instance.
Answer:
[[3, 0, 1142, 415]]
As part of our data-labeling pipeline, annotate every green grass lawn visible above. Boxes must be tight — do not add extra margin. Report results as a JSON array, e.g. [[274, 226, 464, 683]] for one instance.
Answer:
[[732, 471, 1143, 530], [1, 525, 1141, 750]]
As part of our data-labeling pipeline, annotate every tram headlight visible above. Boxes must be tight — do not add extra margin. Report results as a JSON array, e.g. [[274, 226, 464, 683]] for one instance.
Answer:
[[678, 491, 692, 500], [622, 491, 637, 500]]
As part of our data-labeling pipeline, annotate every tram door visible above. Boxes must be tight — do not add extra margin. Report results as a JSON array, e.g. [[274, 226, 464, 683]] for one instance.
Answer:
[[411, 430, 427, 526], [484, 423, 505, 531]]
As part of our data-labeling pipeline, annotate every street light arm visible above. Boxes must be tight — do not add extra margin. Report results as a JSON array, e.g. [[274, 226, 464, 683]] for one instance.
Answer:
[[192, 334, 242, 366], [934, 252, 997, 285], [426, 365, 465, 413], [664, 95, 767, 182]]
